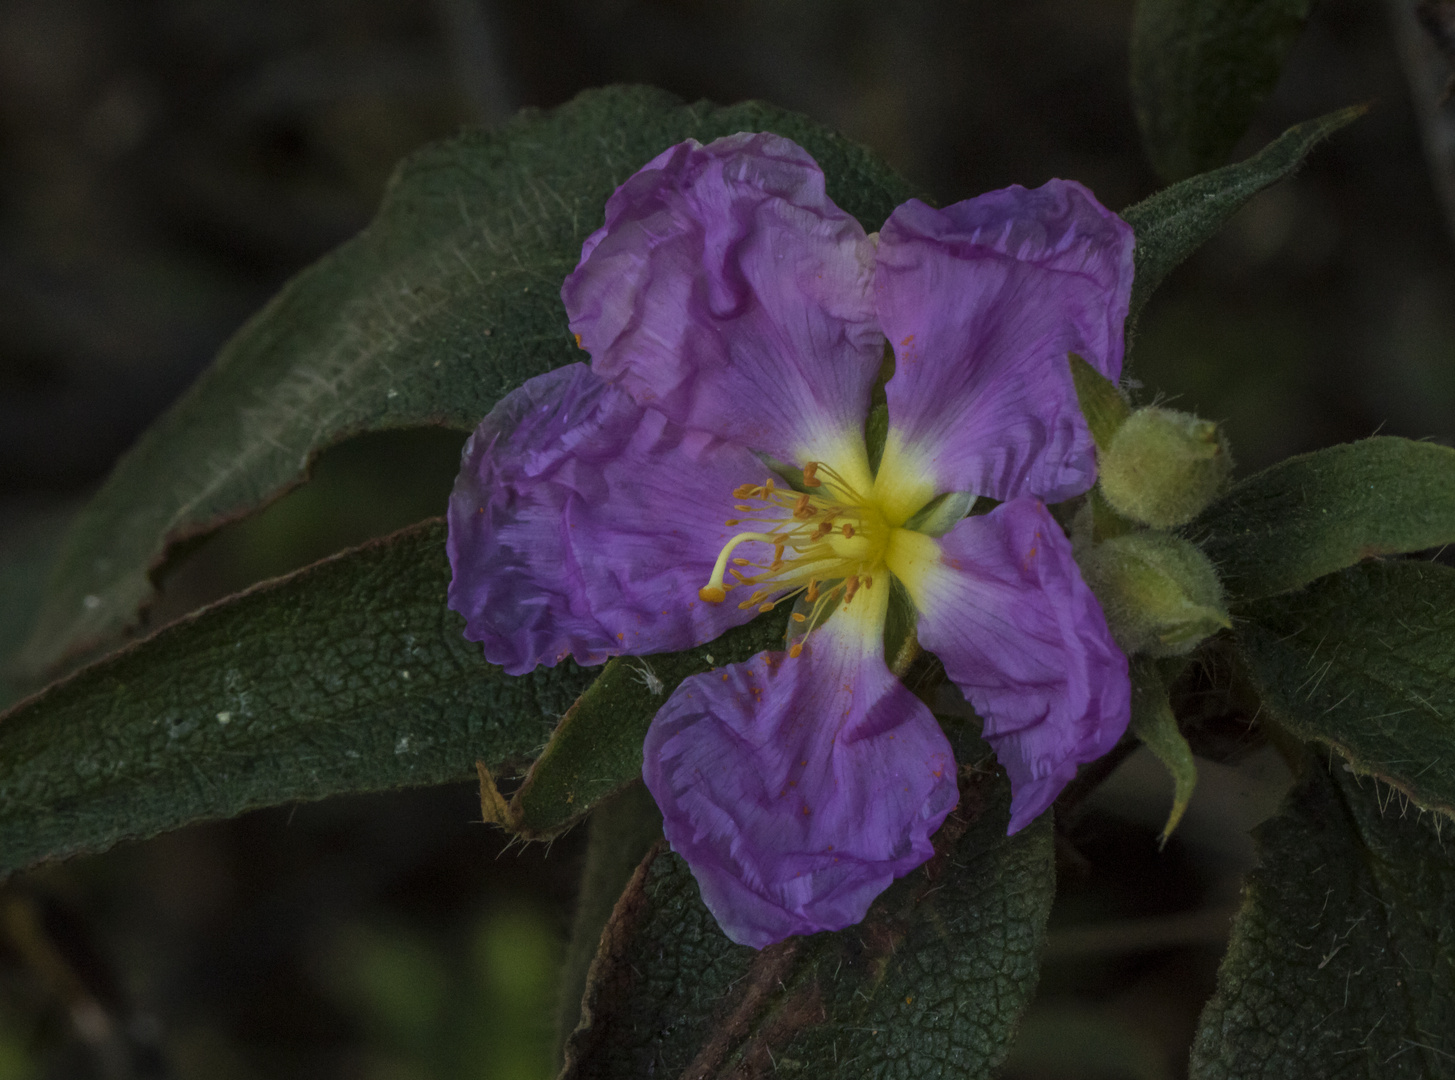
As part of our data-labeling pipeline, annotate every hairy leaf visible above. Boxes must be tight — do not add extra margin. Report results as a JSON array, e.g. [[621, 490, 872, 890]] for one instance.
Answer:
[[1237, 560, 1455, 820], [1130, 0, 1315, 182], [562, 732, 1055, 1080], [508, 608, 792, 840], [1122, 105, 1363, 323], [0, 520, 595, 875], [18, 86, 914, 682], [1188, 436, 1455, 601], [1190, 758, 1455, 1078]]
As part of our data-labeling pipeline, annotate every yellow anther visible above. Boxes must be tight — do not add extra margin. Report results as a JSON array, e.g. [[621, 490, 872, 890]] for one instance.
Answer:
[[841, 523, 855, 538], [733, 558, 751, 566], [757, 602, 775, 613], [791, 612, 807, 623], [733, 484, 757, 499], [802, 462, 821, 487], [789, 643, 804, 658]]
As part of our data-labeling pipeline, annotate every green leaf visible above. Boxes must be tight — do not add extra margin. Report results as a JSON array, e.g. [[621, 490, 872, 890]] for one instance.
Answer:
[[1069, 352, 1130, 454], [1236, 559, 1455, 820], [17, 85, 915, 682], [561, 736, 1055, 1080], [554, 782, 662, 1066], [0, 505, 72, 711], [1130, 0, 1315, 182], [1122, 105, 1364, 324], [1189, 757, 1455, 1078], [1129, 657, 1197, 844], [0, 520, 595, 875], [1187, 436, 1455, 602], [507, 608, 792, 839]]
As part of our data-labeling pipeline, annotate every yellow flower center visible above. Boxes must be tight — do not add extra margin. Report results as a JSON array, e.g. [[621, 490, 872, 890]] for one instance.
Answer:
[[698, 438, 943, 656]]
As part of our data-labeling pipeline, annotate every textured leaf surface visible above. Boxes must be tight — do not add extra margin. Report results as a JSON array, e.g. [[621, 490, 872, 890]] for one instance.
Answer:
[[1190, 758, 1455, 1078], [1188, 436, 1455, 601], [509, 609, 791, 839], [1122, 106, 1363, 323], [0, 520, 595, 874], [562, 730, 1055, 1080], [19, 85, 914, 681], [1237, 560, 1455, 819], [1130, 0, 1314, 181]]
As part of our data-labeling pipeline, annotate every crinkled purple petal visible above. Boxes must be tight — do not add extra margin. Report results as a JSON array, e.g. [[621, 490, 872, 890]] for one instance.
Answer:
[[876, 182, 1135, 502], [908, 499, 1130, 833], [642, 620, 958, 949], [562, 133, 882, 464], [446, 363, 766, 675]]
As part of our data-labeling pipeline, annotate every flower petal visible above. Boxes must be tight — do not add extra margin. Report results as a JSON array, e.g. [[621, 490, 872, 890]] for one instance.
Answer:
[[642, 605, 958, 949], [898, 499, 1130, 833], [563, 133, 882, 470], [447, 363, 766, 675], [875, 182, 1135, 503]]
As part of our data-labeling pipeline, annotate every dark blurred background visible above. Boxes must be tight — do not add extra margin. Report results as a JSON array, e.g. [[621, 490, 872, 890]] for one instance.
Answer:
[[0, 1, 1450, 1077]]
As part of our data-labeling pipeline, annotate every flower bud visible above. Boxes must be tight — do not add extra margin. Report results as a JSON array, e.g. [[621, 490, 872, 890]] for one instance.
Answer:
[[1098, 407, 1231, 527], [1077, 532, 1230, 657]]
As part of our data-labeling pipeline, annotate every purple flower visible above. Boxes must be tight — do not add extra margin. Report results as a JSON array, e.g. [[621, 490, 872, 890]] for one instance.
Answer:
[[447, 133, 1133, 949]]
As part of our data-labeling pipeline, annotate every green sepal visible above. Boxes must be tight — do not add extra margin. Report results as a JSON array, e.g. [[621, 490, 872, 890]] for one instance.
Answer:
[[1122, 105, 1365, 324], [1077, 531, 1231, 657], [1068, 352, 1131, 454], [1131, 0, 1316, 182], [1099, 407, 1231, 528], [1188, 435, 1455, 601], [505, 608, 792, 839], [902, 490, 977, 537], [1128, 657, 1197, 845], [1235, 559, 1455, 821], [0, 520, 595, 876]]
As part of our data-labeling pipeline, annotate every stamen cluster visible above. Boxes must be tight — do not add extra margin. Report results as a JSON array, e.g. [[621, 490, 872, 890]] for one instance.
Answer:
[[698, 462, 889, 656]]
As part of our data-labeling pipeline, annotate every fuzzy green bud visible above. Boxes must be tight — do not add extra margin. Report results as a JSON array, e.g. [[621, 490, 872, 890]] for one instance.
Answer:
[[1077, 532, 1230, 657], [1098, 407, 1231, 527]]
